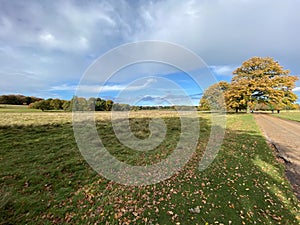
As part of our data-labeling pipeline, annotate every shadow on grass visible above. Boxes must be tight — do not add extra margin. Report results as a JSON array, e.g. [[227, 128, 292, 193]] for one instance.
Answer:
[[219, 128, 299, 221], [0, 116, 299, 224]]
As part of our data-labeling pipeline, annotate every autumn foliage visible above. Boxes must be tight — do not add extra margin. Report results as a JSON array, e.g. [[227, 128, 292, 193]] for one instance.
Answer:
[[199, 57, 298, 112]]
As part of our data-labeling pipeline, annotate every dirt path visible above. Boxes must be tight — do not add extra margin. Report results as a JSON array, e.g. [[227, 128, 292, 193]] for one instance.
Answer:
[[255, 113, 300, 200]]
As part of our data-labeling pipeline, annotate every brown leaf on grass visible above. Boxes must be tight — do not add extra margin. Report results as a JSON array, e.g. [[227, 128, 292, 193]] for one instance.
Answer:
[[167, 210, 174, 215]]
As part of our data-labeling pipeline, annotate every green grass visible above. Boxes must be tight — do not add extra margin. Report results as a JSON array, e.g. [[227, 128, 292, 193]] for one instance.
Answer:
[[271, 111, 300, 122], [0, 104, 40, 113], [0, 112, 299, 224], [0, 104, 68, 113]]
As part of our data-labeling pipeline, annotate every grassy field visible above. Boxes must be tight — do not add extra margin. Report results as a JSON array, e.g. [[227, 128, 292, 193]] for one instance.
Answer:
[[0, 111, 299, 224], [0, 104, 40, 113], [271, 111, 300, 122]]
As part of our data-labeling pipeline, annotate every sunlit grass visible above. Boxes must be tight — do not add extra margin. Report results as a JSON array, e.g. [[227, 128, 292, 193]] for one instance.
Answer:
[[271, 111, 300, 122], [0, 104, 39, 113]]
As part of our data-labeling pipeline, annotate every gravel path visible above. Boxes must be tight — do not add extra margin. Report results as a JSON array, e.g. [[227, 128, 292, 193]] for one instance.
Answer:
[[255, 113, 300, 200]]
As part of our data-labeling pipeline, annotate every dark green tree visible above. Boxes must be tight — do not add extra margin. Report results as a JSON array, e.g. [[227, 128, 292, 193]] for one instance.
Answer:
[[95, 98, 106, 111], [105, 100, 114, 111], [198, 81, 229, 111]]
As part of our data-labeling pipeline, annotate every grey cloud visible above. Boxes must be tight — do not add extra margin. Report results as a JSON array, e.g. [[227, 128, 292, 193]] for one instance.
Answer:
[[135, 0, 300, 70], [140, 95, 158, 102], [0, 0, 300, 98]]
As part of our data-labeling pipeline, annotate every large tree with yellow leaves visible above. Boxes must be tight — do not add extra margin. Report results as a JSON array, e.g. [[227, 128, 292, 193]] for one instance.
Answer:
[[226, 57, 298, 112]]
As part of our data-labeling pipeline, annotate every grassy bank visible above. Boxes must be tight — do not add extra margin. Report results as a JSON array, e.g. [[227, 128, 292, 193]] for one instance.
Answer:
[[0, 112, 299, 224], [271, 111, 300, 122]]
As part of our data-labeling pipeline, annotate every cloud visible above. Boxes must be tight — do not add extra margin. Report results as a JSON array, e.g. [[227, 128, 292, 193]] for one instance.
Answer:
[[139, 95, 158, 102], [135, 0, 300, 68], [0, 0, 125, 53], [135, 93, 199, 106], [209, 65, 236, 76], [50, 84, 125, 93], [0, 0, 300, 101], [50, 78, 157, 95], [39, 32, 56, 45], [293, 87, 300, 92]]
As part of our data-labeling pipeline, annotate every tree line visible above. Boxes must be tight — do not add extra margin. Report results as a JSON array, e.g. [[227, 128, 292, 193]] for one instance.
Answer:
[[0, 94, 197, 112], [29, 97, 192, 111], [0, 94, 119, 111], [199, 57, 299, 112], [28, 97, 118, 111], [0, 94, 43, 105]]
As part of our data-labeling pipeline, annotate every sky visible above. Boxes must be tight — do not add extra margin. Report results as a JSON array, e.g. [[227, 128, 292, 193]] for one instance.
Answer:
[[1, 0, 300, 106]]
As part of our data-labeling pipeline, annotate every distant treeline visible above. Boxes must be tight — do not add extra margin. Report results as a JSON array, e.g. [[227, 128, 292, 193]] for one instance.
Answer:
[[28, 96, 153, 111], [0, 94, 43, 105], [130, 105, 197, 111], [29, 97, 116, 111], [0, 94, 197, 111], [29, 97, 196, 111]]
